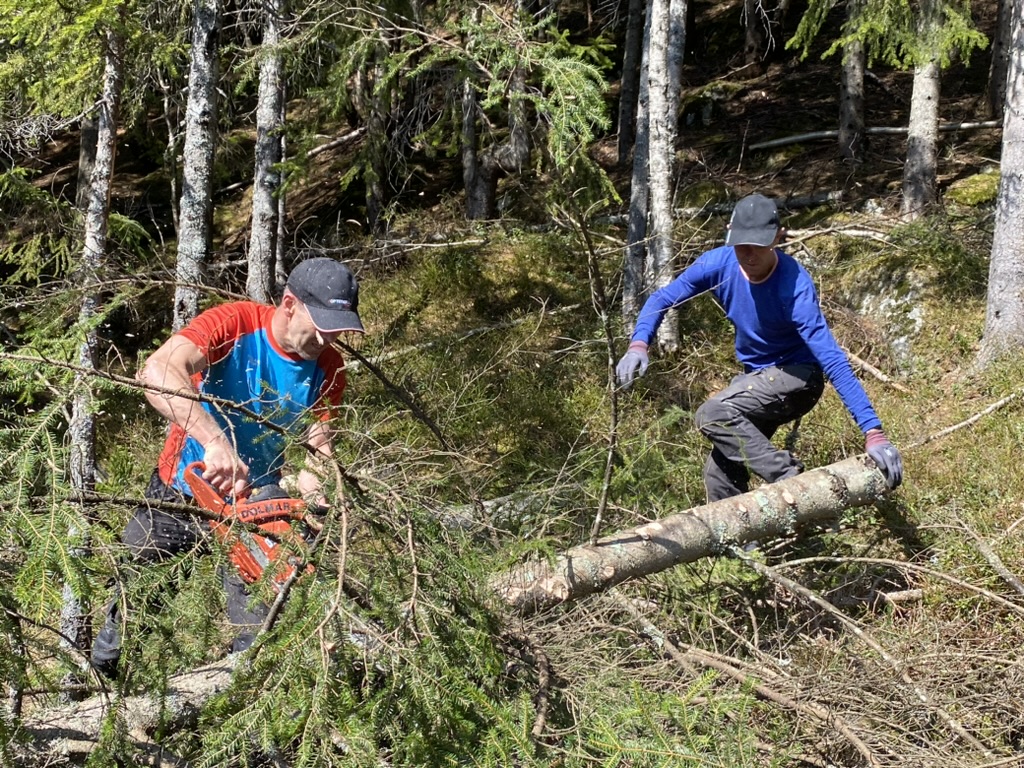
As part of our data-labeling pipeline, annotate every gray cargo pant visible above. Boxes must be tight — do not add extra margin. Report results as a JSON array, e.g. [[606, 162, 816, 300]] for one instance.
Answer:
[[693, 364, 825, 502], [91, 471, 269, 678]]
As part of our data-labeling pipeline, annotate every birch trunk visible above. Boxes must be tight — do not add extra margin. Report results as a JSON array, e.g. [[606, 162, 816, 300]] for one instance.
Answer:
[[977, 0, 1024, 368], [646, 0, 686, 353], [63, 20, 125, 662], [622, 6, 652, 327], [246, 0, 284, 303], [174, 0, 222, 330], [838, 0, 865, 161], [494, 456, 890, 615], [901, 0, 940, 221]]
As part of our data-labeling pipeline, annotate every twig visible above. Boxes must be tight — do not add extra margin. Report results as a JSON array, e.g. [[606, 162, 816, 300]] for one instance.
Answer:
[[954, 518, 1024, 598], [346, 303, 582, 371], [739, 552, 994, 755], [503, 629, 552, 741], [609, 589, 884, 767], [0, 351, 366, 493], [776, 556, 1024, 620], [337, 341, 453, 453], [552, 198, 617, 545], [909, 389, 1023, 449], [845, 349, 910, 393]]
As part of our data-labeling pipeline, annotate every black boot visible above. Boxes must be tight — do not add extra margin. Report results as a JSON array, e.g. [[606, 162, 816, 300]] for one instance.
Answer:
[[90, 596, 122, 680]]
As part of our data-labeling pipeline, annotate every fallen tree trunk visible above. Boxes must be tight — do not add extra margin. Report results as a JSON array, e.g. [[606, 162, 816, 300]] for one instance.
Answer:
[[492, 455, 889, 615], [17, 658, 238, 766]]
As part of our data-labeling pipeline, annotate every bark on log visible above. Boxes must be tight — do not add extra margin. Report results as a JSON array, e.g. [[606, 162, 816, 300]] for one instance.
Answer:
[[17, 658, 238, 765], [493, 455, 889, 616]]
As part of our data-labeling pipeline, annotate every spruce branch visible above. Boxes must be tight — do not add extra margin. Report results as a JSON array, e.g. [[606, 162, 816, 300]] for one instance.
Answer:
[[0, 349, 367, 494]]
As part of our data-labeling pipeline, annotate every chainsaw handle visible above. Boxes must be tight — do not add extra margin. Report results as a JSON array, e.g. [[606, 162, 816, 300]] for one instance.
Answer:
[[183, 461, 230, 515]]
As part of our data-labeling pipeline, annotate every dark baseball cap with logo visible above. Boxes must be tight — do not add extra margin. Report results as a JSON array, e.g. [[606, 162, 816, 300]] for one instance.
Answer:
[[724, 194, 781, 247], [286, 257, 364, 333]]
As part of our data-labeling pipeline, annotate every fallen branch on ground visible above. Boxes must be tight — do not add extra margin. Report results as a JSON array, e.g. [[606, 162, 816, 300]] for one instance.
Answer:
[[749, 121, 1001, 151], [610, 589, 885, 767], [737, 552, 994, 755]]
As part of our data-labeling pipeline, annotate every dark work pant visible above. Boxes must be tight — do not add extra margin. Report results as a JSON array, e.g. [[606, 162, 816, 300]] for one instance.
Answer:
[[693, 364, 825, 502], [91, 471, 270, 673]]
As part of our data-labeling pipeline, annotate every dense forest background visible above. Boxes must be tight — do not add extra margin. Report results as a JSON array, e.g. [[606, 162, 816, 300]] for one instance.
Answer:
[[4, 0, 1024, 766]]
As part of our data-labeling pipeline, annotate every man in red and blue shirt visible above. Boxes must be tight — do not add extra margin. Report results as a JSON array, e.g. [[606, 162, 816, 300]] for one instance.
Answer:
[[91, 257, 364, 678], [616, 194, 903, 502]]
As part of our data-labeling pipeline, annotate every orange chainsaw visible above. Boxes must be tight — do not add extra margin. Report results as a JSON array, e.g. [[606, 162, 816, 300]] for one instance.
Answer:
[[183, 461, 317, 593]]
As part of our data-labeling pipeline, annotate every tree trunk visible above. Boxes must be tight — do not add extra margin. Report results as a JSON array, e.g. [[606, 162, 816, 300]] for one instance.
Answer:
[[647, 0, 686, 353], [901, 1, 940, 221], [64, 20, 125, 663], [616, 0, 645, 167], [622, 6, 653, 327], [17, 658, 237, 765], [463, 67, 530, 221], [743, 0, 765, 67], [988, 0, 1011, 120], [19, 457, 888, 756], [977, 0, 1024, 368], [494, 456, 890, 615], [74, 114, 97, 212], [246, 0, 284, 303], [461, 78, 492, 220], [157, 71, 183, 236], [838, 0, 865, 161], [174, 0, 222, 330], [366, 50, 389, 232]]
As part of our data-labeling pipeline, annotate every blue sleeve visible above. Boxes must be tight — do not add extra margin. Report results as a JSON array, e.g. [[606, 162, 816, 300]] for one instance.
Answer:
[[792, 280, 882, 434], [630, 256, 717, 344]]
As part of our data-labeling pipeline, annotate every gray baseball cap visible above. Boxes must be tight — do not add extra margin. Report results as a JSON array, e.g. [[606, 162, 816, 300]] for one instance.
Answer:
[[286, 258, 364, 333], [725, 194, 781, 247]]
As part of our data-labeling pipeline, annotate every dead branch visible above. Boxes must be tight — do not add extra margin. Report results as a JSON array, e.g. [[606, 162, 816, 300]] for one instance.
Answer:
[[845, 349, 911, 393], [909, 390, 1023, 450], [304, 127, 366, 159], [776, 557, 1024, 621], [956, 519, 1024, 598], [740, 553, 994, 755], [493, 456, 890, 615], [610, 590, 884, 767], [749, 121, 1001, 151]]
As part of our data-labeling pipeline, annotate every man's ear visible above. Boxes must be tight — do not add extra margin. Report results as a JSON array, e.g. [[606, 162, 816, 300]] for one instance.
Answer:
[[280, 289, 298, 314], [774, 228, 788, 245]]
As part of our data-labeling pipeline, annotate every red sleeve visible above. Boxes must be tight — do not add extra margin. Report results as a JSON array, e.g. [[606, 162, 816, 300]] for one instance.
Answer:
[[178, 302, 270, 364], [315, 347, 347, 420]]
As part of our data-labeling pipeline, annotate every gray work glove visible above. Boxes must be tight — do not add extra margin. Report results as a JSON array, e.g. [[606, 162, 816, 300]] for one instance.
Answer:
[[865, 429, 903, 489], [615, 341, 650, 388]]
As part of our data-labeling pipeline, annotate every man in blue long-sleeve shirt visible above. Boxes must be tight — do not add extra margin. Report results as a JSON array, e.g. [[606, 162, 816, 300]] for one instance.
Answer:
[[616, 193, 903, 501]]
